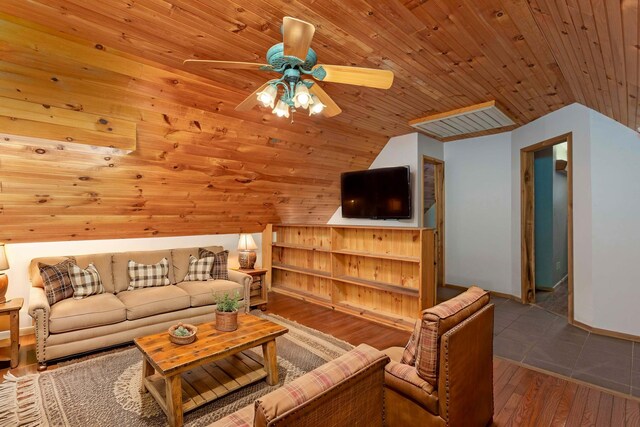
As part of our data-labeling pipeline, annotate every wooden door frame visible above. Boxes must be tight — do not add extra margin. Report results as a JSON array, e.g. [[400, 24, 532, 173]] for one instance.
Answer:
[[520, 133, 574, 323], [421, 155, 445, 288]]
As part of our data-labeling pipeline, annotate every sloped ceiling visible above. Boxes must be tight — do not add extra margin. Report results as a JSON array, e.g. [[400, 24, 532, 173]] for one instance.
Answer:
[[0, 0, 637, 242]]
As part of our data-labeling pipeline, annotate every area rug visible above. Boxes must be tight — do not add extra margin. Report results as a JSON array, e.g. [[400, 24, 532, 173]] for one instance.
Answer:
[[0, 312, 353, 427]]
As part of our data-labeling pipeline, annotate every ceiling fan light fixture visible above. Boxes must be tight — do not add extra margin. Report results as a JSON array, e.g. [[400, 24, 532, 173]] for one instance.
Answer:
[[309, 95, 325, 115], [293, 83, 311, 109], [257, 84, 278, 108], [273, 99, 290, 118]]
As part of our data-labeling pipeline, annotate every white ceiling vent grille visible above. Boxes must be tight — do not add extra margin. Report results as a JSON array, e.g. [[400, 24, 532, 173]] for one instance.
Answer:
[[409, 101, 516, 141]]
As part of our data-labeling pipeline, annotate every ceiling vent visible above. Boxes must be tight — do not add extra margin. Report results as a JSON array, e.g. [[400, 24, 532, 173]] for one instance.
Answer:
[[409, 101, 517, 141]]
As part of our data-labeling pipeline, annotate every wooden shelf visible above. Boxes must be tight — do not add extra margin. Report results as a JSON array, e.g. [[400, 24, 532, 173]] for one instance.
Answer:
[[332, 249, 420, 263], [334, 301, 416, 330], [272, 263, 331, 279], [271, 285, 331, 303], [272, 242, 331, 252], [333, 275, 419, 297], [264, 224, 435, 331]]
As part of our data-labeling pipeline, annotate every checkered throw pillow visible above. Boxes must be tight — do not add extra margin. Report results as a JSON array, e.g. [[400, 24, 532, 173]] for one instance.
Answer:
[[183, 255, 214, 281], [127, 257, 170, 290], [39, 259, 76, 305], [68, 262, 105, 299], [198, 248, 229, 280]]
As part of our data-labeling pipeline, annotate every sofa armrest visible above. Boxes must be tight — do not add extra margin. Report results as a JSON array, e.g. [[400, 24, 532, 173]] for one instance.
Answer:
[[438, 303, 494, 426], [227, 269, 252, 313], [29, 287, 50, 363], [384, 360, 438, 414], [254, 344, 389, 427]]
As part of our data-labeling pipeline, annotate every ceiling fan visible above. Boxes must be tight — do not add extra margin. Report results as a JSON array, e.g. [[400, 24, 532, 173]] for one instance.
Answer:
[[184, 17, 394, 119]]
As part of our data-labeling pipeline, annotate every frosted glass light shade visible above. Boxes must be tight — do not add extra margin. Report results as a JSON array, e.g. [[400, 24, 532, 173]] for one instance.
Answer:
[[238, 234, 258, 251], [0, 244, 8, 271]]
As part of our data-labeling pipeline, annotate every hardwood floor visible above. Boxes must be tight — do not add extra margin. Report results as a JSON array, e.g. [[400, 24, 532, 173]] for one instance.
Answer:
[[2, 292, 639, 426]]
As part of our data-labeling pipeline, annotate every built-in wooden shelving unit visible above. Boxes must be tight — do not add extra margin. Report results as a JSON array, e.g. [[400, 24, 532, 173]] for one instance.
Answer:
[[262, 224, 436, 331]]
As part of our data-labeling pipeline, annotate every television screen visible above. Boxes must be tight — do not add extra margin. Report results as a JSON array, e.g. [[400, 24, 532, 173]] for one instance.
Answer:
[[340, 166, 411, 219]]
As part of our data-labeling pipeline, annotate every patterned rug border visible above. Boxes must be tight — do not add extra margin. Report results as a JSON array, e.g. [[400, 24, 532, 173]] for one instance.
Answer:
[[0, 311, 352, 427]]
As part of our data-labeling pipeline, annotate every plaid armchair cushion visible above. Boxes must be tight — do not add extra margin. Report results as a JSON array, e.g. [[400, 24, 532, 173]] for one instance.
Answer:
[[254, 344, 386, 424], [415, 286, 489, 386], [68, 262, 105, 299], [183, 255, 214, 281], [127, 257, 170, 290], [401, 319, 422, 365], [199, 248, 229, 280], [39, 258, 77, 305], [384, 360, 438, 414]]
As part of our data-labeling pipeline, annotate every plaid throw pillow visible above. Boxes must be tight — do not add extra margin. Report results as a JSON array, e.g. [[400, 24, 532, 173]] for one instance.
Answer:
[[68, 262, 105, 299], [39, 259, 76, 305], [127, 258, 170, 290], [400, 319, 422, 365], [198, 248, 229, 280], [183, 255, 214, 281]]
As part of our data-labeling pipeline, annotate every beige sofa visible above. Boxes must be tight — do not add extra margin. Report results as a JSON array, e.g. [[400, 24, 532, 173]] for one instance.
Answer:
[[27, 246, 252, 370]]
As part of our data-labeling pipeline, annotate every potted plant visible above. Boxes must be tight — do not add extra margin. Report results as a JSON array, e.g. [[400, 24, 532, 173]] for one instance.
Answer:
[[214, 290, 241, 331]]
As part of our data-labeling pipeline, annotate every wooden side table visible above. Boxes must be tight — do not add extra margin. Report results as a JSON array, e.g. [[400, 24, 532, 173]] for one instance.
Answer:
[[0, 297, 23, 369], [238, 268, 268, 310]]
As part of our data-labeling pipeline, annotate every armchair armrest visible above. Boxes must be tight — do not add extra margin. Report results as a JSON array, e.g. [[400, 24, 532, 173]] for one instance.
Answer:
[[254, 344, 389, 427], [384, 360, 438, 414], [438, 303, 494, 426], [29, 287, 50, 364], [227, 269, 252, 313]]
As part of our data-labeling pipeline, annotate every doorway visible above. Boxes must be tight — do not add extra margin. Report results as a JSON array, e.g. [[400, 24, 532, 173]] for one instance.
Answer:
[[520, 133, 574, 323], [421, 156, 444, 288]]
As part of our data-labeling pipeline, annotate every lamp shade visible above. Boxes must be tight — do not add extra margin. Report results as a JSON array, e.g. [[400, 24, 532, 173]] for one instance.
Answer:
[[238, 234, 258, 251], [0, 244, 8, 271]]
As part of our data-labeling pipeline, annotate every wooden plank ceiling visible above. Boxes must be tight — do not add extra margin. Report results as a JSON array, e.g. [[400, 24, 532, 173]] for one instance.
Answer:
[[0, 0, 637, 242]]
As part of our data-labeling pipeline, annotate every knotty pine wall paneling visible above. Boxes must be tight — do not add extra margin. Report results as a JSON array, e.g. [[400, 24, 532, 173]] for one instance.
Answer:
[[0, 14, 386, 243]]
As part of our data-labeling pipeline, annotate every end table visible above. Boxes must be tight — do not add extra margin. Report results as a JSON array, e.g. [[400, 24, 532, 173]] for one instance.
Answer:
[[0, 297, 23, 369], [238, 268, 268, 311]]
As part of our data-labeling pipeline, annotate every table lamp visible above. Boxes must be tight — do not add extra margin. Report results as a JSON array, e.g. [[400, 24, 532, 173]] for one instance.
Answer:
[[0, 244, 9, 304], [237, 234, 258, 269]]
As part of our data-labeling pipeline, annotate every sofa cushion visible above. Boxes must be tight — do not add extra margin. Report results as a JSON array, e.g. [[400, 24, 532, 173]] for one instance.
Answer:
[[39, 259, 77, 306], [112, 249, 175, 292], [49, 293, 126, 333], [74, 253, 115, 294], [117, 285, 190, 320], [29, 256, 71, 288], [415, 286, 489, 386], [183, 255, 215, 282], [199, 248, 229, 280], [176, 280, 243, 307], [171, 246, 223, 281], [127, 258, 171, 290], [68, 262, 105, 299]]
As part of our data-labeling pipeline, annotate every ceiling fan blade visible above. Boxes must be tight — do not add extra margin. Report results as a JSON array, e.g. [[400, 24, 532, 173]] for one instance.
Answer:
[[309, 83, 342, 117], [183, 59, 273, 71], [235, 80, 275, 112], [312, 64, 394, 89], [282, 17, 315, 60]]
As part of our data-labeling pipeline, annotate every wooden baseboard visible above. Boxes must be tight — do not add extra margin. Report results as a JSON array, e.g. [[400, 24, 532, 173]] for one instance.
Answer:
[[571, 320, 640, 343], [0, 325, 34, 340], [443, 283, 520, 302]]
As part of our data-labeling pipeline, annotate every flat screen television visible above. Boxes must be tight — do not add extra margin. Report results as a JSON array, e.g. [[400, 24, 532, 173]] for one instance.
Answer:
[[340, 166, 412, 219]]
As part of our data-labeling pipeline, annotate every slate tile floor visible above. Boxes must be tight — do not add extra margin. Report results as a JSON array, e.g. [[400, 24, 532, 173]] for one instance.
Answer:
[[494, 296, 639, 397], [439, 287, 640, 397]]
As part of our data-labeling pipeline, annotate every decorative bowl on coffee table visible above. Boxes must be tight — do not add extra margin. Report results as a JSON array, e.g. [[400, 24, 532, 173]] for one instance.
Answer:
[[168, 323, 197, 345]]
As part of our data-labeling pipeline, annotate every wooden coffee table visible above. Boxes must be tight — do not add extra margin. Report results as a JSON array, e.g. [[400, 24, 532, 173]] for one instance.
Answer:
[[134, 314, 288, 427]]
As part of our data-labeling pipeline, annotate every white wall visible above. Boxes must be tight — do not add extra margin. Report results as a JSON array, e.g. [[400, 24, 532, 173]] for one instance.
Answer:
[[328, 132, 443, 227], [588, 110, 640, 335], [2, 232, 263, 334], [443, 133, 513, 294], [510, 103, 593, 323]]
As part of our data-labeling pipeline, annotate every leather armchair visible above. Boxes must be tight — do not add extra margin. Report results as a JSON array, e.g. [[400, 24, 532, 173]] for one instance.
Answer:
[[383, 286, 495, 427]]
